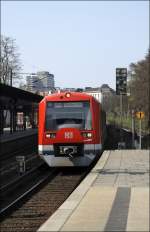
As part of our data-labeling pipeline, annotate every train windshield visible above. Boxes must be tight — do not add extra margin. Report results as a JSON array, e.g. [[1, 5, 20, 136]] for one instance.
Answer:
[[45, 101, 92, 130]]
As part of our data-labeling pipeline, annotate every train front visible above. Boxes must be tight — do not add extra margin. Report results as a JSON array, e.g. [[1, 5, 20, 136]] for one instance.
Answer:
[[38, 92, 101, 166]]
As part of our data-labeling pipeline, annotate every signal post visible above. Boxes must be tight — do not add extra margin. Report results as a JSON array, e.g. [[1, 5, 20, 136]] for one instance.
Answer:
[[136, 111, 145, 149], [116, 68, 127, 148]]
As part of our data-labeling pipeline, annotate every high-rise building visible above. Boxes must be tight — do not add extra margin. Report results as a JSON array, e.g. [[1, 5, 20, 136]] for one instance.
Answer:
[[26, 73, 39, 92], [37, 71, 55, 92], [26, 71, 55, 93]]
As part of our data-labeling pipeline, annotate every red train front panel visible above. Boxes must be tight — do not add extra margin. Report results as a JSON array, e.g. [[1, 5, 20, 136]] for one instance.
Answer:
[[38, 92, 104, 166]]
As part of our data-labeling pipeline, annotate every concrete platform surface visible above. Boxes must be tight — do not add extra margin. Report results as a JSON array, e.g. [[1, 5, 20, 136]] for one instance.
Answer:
[[38, 150, 149, 232]]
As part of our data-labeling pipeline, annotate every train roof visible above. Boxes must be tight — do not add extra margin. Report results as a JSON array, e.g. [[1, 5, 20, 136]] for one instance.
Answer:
[[42, 91, 96, 102]]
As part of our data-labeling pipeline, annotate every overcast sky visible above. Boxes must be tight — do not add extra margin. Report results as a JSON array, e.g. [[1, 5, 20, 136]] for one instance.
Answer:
[[1, 1, 149, 89]]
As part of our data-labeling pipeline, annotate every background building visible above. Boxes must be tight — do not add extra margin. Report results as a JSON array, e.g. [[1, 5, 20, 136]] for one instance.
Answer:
[[37, 71, 55, 92], [26, 71, 55, 93], [84, 85, 116, 112], [84, 87, 102, 103], [26, 73, 39, 92]]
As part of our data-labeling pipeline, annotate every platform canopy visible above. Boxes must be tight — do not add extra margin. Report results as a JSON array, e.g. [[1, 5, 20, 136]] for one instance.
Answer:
[[0, 83, 43, 110]]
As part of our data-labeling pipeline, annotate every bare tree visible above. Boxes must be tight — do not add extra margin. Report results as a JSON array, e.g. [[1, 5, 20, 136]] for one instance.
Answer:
[[0, 35, 22, 85]]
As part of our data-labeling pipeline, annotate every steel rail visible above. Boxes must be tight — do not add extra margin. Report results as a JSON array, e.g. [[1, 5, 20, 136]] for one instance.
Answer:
[[0, 152, 38, 174], [0, 167, 58, 217], [0, 163, 44, 193]]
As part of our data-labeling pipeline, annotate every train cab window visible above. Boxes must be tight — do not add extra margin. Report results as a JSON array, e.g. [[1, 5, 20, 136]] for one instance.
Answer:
[[45, 101, 92, 130]]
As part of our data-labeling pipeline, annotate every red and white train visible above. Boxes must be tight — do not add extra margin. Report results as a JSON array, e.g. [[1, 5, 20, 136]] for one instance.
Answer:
[[38, 91, 107, 166]]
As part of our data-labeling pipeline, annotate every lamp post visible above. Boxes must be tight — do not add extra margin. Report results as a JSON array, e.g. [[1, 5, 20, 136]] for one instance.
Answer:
[[131, 109, 135, 148]]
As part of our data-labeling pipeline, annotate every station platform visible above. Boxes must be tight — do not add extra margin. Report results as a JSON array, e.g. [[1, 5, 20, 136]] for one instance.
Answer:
[[38, 150, 149, 232], [0, 128, 37, 143]]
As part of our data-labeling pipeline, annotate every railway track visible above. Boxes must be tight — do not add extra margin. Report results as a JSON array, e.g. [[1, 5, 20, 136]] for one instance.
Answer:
[[0, 143, 37, 164], [0, 163, 50, 213], [0, 152, 43, 187], [0, 132, 38, 166], [0, 166, 88, 232], [0, 152, 37, 174]]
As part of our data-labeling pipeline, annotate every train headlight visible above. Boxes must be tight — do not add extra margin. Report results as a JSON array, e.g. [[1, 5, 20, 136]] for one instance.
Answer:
[[46, 133, 56, 138], [82, 132, 92, 138], [65, 92, 71, 98], [87, 132, 92, 138]]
